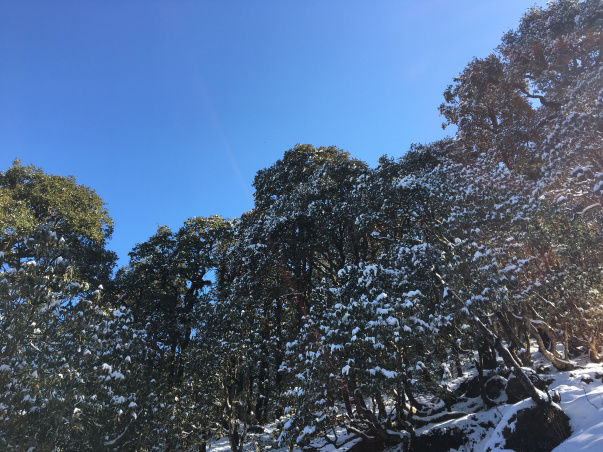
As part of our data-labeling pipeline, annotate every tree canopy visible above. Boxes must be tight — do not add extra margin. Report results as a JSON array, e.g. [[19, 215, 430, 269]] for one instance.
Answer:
[[1, 1, 601, 450]]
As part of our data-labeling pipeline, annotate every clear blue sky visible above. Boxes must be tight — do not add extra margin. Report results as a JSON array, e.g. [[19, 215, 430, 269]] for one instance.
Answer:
[[0, 0, 542, 266]]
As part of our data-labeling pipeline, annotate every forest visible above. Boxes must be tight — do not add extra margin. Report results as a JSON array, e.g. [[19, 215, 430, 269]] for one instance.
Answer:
[[0, 1, 601, 451]]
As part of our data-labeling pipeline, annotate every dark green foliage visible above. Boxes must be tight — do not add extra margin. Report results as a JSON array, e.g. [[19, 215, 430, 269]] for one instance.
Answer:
[[0, 160, 116, 285], [0, 163, 146, 450], [115, 216, 230, 363]]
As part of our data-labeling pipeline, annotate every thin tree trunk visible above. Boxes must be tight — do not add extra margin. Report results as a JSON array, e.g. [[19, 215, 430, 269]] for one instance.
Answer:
[[375, 392, 387, 422], [522, 315, 533, 366], [475, 356, 494, 408], [531, 324, 576, 371], [588, 338, 602, 363], [474, 316, 549, 405]]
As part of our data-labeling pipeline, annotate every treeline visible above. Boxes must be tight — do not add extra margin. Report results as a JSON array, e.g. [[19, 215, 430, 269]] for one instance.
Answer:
[[1, 0, 601, 450]]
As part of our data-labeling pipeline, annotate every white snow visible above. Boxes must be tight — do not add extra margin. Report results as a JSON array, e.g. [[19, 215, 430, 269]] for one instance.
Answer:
[[418, 355, 603, 452], [552, 362, 603, 452]]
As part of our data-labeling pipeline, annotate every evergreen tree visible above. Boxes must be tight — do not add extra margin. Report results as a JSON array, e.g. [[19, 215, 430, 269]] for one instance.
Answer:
[[0, 163, 145, 449]]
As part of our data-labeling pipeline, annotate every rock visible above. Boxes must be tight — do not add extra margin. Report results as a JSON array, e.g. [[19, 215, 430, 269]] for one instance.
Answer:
[[568, 344, 584, 358], [347, 438, 385, 452], [413, 427, 465, 452], [505, 376, 527, 403], [247, 424, 264, 434], [505, 371, 554, 403], [485, 375, 507, 402], [536, 365, 550, 374], [503, 404, 571, 452], [347, 429, 411, 452], [457, 375, 479, 398], [457, 374, 486, 398]]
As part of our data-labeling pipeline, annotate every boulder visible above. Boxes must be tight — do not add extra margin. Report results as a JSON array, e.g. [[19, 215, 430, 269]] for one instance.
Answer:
[[505, 371, 553, 403], [457, 374, 485, 398], [503, 404, 571, 452], [413, 427, 465, 452], [485, 375, 507, 402]]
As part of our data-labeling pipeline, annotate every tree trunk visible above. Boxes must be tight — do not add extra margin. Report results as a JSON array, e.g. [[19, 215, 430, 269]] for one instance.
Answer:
[[531, 324, 576, 371], [375, 392, 387, 422], [522, 315, 533, 366], [497, 310, 524, 356], [474, 316, 549, 405], [479, 342, 497, 370], [475, 356, 494, 408], [588, 338, 602, 363], [394, 386, 406, 425], [563, 327, 570, 361]]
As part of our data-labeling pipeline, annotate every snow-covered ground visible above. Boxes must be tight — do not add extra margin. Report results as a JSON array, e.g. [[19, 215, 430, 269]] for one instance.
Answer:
[[208, 353, 603, 451], [549, 361, 603, 452], [425, 357, 603, 452]]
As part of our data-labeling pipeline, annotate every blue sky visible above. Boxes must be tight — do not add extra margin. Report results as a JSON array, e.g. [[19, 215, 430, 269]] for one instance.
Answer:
[[0, 0, 543, 266]]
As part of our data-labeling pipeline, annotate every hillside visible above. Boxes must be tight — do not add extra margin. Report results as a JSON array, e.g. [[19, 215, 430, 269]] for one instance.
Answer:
[[1, 1, 601, 450]]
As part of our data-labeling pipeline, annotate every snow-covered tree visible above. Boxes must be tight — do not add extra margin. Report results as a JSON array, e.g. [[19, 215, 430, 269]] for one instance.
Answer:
[[0, 163, 147, 449]]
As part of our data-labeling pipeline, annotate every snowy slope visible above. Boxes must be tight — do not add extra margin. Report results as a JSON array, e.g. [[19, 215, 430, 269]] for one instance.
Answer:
[[208, 354, 603, 452], [475, 359, 603, 452], [551, 362, 603, 452]]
